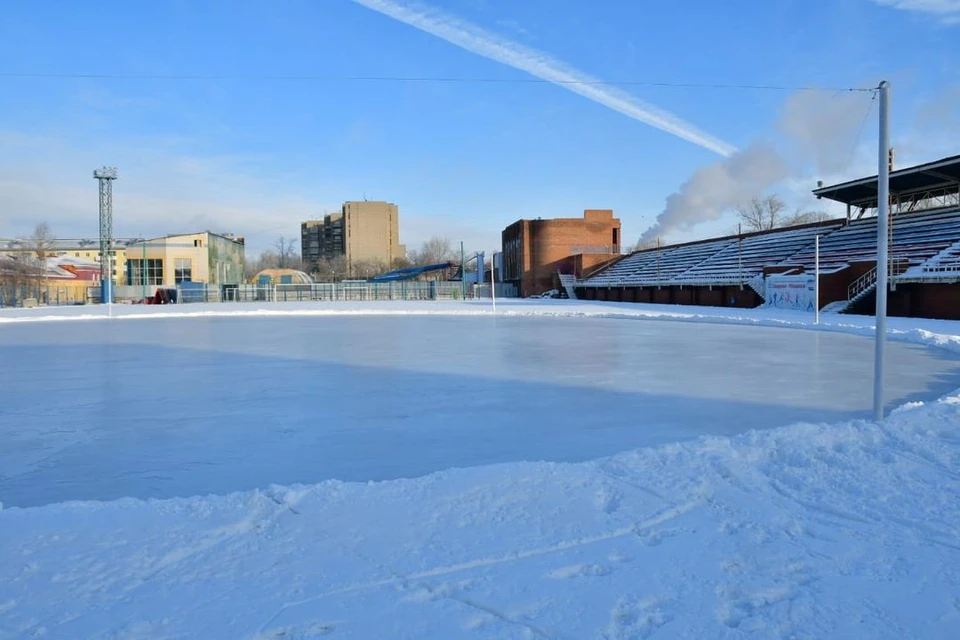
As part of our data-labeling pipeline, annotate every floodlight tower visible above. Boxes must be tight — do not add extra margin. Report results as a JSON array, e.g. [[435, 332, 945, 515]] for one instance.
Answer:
[[93, 166, 118, 304]]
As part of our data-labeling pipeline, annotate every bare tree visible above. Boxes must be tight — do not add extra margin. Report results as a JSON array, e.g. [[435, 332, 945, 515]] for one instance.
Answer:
[[783, 209, 832, 226], [31, 223, 55, 301], [391, 256, 412, 270], [245, 239, 303, 277], [312, 256, 348, 282], [736, 195, 833, 233], [350, 259, 389, 279], [274, 237, 299, 269], [245, 250, 278, 278], [410, 236, 456, 266], [0, 255, 33, 307], [736, 195, 788, 232]]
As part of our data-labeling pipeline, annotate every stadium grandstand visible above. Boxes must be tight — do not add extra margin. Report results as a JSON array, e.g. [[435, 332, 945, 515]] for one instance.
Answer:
[[576, 153, 960, 320]]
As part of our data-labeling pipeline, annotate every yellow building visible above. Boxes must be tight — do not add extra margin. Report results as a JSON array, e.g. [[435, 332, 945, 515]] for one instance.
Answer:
[[124, 232, 246, 288], [0, 238, 127, 285], [301, 200, 406, 275]]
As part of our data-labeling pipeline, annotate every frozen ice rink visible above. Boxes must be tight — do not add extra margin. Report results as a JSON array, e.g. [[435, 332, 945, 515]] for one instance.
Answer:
[[3, 308, 960, 508]]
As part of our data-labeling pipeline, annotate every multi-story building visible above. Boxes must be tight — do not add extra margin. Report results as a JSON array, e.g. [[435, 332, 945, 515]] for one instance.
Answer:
[[123, 231, 246, 289], [501, 209, 621, 297], [301, 220, 324, 266], [301, 201, 405, 275], [0, 254, 102, 307], [0, 237, 129, 285], [2, 232, 245, 302]]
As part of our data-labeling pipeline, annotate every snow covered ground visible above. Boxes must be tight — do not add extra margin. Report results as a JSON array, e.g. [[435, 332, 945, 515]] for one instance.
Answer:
[[2, 300, 960, 638]]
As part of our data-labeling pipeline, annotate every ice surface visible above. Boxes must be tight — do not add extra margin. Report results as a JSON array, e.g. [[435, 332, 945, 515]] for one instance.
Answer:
[[2, 308, 960, 507]]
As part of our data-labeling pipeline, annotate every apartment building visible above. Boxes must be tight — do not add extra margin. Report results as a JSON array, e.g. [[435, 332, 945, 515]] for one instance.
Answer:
[[301, 201, 405, 275]]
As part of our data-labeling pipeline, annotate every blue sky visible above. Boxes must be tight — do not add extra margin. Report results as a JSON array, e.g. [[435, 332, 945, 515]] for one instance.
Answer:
[[1, 0, 958, 255]]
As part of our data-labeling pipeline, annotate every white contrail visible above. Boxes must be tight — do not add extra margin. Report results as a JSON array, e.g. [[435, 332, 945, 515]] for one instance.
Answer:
[[350, 0, 737, 157]]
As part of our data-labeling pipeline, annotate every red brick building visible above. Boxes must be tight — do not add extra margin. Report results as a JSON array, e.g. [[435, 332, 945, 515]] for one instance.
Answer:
[[502, 210, 621, 297]]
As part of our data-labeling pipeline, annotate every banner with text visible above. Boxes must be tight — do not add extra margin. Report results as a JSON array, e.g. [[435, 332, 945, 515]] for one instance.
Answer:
[[765, 275, 816, 312]]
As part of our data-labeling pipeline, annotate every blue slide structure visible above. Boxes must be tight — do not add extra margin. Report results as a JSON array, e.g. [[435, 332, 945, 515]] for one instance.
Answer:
[[368, 262, 454, 282]]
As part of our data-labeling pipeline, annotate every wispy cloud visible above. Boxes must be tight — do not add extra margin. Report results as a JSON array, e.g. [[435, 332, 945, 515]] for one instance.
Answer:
[[350, 0, 737, 157], [871, 0, 960, 24], [0, 132, 505, 255]]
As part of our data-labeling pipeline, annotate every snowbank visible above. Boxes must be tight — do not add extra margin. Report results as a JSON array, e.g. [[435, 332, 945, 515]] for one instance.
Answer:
[[3, 298, 960, 344], [2, 301, 960, 638]]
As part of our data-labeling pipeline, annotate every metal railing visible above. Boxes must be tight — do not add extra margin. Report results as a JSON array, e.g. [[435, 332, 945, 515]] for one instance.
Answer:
[[848, 267, 878, 301], [848, 257, 910, 300]]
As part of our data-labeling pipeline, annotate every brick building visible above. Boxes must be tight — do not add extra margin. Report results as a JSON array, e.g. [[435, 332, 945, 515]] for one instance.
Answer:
[[502, 209, 621, 297]]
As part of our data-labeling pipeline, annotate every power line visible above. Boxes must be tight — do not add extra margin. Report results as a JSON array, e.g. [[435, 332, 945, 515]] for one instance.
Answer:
[[0, 71, 875, 92], [841, 88, 880, 177]]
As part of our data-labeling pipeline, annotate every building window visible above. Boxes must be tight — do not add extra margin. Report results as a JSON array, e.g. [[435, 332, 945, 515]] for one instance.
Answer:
[[127, 259, 163, 285], [175, 258, 192, 283]]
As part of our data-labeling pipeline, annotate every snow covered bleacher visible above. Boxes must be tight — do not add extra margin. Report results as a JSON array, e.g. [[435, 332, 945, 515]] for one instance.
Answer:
[[674, 223, 842, 284], [586, 238, 737, 287], [626, 238, 736, 285], [584, 251, 661, 286], [583, 206, 960, 290], [916, 241, 960, 275], [782, 208, 960, 273]]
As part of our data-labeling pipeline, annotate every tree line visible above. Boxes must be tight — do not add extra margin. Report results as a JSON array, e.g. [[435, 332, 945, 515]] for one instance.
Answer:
[[0, 223, 56, 306]]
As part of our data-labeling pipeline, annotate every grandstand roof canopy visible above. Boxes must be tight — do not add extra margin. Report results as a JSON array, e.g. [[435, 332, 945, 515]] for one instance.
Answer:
[[370, 262, 453, 282], [813, 154, 960, 208]]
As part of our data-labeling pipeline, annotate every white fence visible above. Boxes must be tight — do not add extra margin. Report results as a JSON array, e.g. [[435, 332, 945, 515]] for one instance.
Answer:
[[121, 281, 516, 304], [230, 282, 467, 303], [64, 281, 520, 306]]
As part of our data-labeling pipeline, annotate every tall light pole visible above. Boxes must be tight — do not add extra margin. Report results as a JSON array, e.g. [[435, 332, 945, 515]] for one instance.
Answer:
[[814, 235, 820, 325], [874, 81, 890, 422], [94, 166, 118, 304]]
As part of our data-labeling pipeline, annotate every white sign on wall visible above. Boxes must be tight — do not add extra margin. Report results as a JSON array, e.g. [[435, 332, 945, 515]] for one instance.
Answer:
[[765, 275, 816, 312]]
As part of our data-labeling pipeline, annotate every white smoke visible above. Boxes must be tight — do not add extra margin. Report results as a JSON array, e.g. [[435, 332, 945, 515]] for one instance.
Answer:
[[639, 89, 878, 242], [350, 0, 736, 157], [639, 143, 788, 242]]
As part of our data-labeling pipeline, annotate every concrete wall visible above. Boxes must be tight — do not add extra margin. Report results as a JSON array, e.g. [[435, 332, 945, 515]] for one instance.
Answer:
[[207, 233, 246, 285], [575, 285, 762, 308], [863, 282, 960, 320]]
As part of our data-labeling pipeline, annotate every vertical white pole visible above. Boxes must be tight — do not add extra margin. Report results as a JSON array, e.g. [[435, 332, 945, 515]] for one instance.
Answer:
[[814, 235, 820, 324], [874, 80, 890, 422], [490, 257, 496, 314]]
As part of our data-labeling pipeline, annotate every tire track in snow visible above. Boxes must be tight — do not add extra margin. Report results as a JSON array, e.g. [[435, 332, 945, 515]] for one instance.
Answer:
[[55, 491, 304, 638], [256, 499, 702, 633]]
